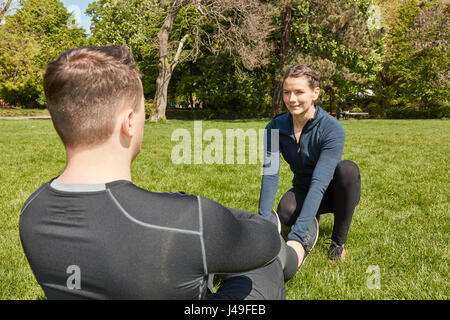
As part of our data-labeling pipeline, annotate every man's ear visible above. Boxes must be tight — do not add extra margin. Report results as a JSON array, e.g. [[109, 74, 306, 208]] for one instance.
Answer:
[[120, 109, 135, 138]]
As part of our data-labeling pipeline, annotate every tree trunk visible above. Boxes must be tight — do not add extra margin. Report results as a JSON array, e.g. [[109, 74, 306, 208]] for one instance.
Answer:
[[149, 56, 172, 121], [329, 87, 335, 113], [272, 5, 293, 117], [189, 91, 193, 108], [149, 0, 190, 122]]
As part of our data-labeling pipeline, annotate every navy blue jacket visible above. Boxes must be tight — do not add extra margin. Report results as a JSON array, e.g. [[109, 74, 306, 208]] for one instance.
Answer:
[[259, 106, 345, 243]]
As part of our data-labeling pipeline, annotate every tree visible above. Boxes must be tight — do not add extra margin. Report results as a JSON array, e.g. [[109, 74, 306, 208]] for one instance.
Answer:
[[271, 1, 293, 116], [271, 0, 382, 115], [0, 0, 87, 106], [171, 53, 273, 114], [377, 0, 450, 114], [87, 0, 163, 100], [153, 0, 192, 121], [0, 29, 40, 106], [88, 0, 274, 121]]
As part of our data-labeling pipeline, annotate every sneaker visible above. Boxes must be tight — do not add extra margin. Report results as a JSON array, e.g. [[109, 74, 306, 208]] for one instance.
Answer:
[[270, 209, 281, 234], [299, 217, 319, 267], [316, 214, 322, 225], [328, 240, 346, 263]]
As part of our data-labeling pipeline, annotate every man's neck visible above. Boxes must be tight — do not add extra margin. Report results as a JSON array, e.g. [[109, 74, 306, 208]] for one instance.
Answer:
[[57, 144, 132, 184]]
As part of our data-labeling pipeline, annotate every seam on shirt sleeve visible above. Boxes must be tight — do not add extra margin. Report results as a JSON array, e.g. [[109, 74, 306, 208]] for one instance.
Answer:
[[107, 189, 200, 235], [197, 196, 208, 277]]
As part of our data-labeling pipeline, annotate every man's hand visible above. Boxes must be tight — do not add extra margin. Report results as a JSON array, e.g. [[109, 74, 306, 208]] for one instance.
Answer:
[[286, 240, 305, 268]]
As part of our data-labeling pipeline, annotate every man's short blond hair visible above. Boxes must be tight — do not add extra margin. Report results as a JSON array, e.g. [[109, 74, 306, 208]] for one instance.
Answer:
[[44, 46, 143, 148]]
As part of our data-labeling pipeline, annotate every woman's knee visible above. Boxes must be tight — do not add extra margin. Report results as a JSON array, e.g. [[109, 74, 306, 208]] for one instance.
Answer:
[[277, 191, 299, 226], [334, 160, 361, 187]]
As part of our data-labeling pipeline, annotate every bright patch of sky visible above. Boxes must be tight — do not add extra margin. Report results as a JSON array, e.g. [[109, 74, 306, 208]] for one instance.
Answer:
[[61, 0, 94, 34]]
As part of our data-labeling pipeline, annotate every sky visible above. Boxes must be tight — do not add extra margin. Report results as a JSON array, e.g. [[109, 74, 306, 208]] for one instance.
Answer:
[[60, 0, 94, 34]]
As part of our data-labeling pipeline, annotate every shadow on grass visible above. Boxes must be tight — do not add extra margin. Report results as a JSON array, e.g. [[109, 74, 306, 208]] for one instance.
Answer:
[[280, 213, 334, 241]]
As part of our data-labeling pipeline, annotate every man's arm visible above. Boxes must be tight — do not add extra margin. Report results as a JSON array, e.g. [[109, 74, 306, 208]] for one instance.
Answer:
[[200, 196, 281, 274]]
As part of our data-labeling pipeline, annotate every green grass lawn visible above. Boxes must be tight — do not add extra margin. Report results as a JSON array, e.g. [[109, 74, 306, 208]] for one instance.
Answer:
[[0, 118, 449, 300]]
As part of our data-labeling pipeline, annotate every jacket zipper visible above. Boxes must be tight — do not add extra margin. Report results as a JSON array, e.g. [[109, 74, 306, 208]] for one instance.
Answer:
[[298, 133, 304, 174], [297, 119, 312, 175]]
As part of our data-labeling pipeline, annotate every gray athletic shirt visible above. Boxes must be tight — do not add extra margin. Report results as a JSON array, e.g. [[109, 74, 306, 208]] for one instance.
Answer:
[[19, 179, 280, 300]]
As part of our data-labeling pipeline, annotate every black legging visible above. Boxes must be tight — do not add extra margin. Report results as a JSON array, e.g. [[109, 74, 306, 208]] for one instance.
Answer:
[[277, 160, 361, 246]]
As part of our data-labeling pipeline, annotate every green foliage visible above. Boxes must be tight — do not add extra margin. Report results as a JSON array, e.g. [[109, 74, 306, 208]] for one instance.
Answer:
[[144, 98, 155, 119], [0, 0, 87, 107], [386, 102, 450, 119], [365, 102, 382, 118], [0, 108, 50, 117], [438, 104, 450, 119], [288, 0, 383, 112], [1, 0, 447, 119], [377, 0, 449, 113], [86, 0, 203, 100], [87, 0, 158, 98], [86, 0, 383, 117], [169, 55, 272, 115], [87, 0, 274, 116]]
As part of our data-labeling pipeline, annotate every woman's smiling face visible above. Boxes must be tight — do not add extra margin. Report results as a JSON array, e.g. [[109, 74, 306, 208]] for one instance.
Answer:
[[283, 76, 320, 117]]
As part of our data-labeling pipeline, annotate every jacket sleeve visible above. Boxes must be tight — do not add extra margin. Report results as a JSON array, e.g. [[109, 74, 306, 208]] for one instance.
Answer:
[[200, 196, 281, 274], [258, 121, 280, 219], [287, 122, 346, 244]]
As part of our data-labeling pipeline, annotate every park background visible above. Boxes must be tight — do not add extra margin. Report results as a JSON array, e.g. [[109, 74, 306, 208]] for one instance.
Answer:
[[0, 0, 449, 300]]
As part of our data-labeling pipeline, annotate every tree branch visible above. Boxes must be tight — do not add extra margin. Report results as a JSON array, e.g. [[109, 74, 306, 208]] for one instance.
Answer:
[[0, 0, 13, 22], [171, 34, 189, 70]]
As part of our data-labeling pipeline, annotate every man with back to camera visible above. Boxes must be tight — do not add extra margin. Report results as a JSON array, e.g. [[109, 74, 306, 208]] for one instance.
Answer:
[[19, 45, 301, 300]]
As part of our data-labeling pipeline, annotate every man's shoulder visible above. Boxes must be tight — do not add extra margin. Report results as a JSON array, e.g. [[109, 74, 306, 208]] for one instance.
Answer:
[[110, 183, 202, 231], [20, 180, 53, 216], [124, 183, 199, 203]]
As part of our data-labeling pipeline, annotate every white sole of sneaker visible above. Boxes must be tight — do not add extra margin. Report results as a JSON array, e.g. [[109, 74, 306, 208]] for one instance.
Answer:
[[273, 210, 281, 234], [311, 217, 319, 249]]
